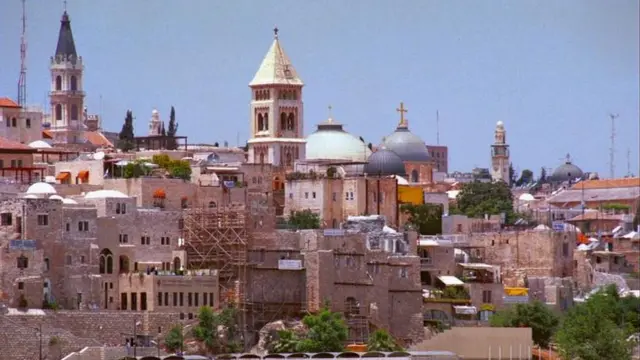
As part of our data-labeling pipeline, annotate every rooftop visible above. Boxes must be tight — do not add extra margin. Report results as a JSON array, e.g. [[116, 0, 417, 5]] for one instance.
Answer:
[[0, 97, 20, 108], [0, 137, 36, 151], [571, 177, 640, 190]]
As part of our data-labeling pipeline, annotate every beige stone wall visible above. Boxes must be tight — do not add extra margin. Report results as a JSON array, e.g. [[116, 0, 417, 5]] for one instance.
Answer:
[[54, 159, 104, 185], [468, 230, 576, 286]]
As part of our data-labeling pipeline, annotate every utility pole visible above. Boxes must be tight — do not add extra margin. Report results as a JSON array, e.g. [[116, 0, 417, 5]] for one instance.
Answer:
[[609, 113, 619, 179]]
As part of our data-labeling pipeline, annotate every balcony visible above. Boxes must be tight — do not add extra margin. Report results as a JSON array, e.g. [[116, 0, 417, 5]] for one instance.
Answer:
[[49, 90, 85, 96], [420, 257, 434, 269]]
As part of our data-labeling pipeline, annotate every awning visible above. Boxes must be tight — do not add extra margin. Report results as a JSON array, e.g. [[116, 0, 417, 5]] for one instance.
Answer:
[[56, 172, 70, 181], [438, 275, 464, 286], [77, 170, 89, 180], [505, 287, 529, 296], [453, 305, 477, 315]]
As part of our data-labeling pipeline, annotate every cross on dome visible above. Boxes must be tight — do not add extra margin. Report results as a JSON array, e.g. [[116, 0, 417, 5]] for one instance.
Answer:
[[327, 105, 333, 123], [396, 102, 408, 128], [273, 26, 279, 39]]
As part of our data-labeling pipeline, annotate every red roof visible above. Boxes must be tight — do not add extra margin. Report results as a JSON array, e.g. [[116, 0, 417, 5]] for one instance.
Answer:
[[0, 98, 20, 109], [0, 137, 35, 151], [85, 131, 114, 148]]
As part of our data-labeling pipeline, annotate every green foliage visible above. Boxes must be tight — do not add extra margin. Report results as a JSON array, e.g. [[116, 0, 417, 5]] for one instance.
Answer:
[[151, 154, 191, 181], [367, 329, 403, 352], [515, 169, 534, 186], [441, 286, 470, 300], [401, 203, 442, 235], [123, 162, 145, 179], [539, 167, 547, 183], [555, 285, 635, 360], [601, 203, 631, 212], [161, 122, 166, 136], [270, 330, 300, 354], [296, 306, 348, 352], [192, 306, 241, 355], [164, 325, 184, 353], [288, 209, 321, 229], [166, 106, 178, 150], [508, 163, 516, 186], [455, 181, 515, 224], [118, 110, 135, 152], [326, 167, 337, 178], [489, 301, 559, 348]]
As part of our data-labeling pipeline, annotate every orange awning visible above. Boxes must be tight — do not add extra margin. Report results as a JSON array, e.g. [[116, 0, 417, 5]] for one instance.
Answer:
[[56, 172, 70, 181], [77, 170, 89, 180]]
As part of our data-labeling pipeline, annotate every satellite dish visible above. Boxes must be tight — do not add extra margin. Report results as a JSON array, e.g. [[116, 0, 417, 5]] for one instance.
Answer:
[[94, 151, 105, 160]]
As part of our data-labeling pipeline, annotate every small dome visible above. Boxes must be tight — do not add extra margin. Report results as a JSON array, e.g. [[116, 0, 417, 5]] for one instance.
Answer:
[[519, 193, 535, 201], [28, 140, 52, 149], [22, 194, 38, 199], [84, 190, 128, 199], [383, 128, 430, 162], [62, 198, 78, 205], [496, 120, 504, 128], [306, 118, 372, 162], [26, 182, 57, 195], [49, 195, 63, 201], [550, 155, 584, 183], [364, 146, 406, 176], [152, 109, 159, 115]]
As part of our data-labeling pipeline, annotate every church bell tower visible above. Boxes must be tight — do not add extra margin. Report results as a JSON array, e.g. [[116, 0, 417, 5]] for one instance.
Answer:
[[490, 121, 510, 183], [48, 9, 85, 144], [247, 28, 306, 167]]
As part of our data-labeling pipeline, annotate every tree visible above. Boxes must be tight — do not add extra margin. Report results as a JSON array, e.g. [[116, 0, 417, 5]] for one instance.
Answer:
[[367, 329, 403, 352], [367, 142, 373, 150], [555, 285, 634, 360], [161, 121, 166, 136], [515, 169, 534, 186], [270, 330, 300, 354], [455, 181, 516, 224], [296, 306, 348, 352], [118, 110, 135, 152], [166, 106, 178, 150], [539, 167, 547, 184], [164, 325, 184, 353], [489, 301, 559, 348], [288, 209, 321, 229], [192, 306, 241, 355], [169, 160, 192, 181], [400, 203, 442, 235], [508, 163, 516, 186]]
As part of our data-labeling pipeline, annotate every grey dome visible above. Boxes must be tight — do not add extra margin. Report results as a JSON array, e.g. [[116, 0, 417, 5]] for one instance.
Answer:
[[383, 127, 430, 162], [550, 156, 584, 183], [364, 147, 406, 176]]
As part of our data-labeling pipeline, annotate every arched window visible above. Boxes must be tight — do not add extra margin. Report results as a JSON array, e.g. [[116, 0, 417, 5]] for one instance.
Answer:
[[411, 169, 419, 183], [70, 75, 77, 91], [44, 258, 50, 272], [286, 152, 293, 166], [71, 104, 79, 120], [173, 257, 181, 271], [280, 112, 287, 130], [287, 113, 295, 131], [55, 76, 62, 91], [106, 255, 113, 274], [259, 152, 265, 164], [208, 201, 217, 208], [99, 256, 106, 274], [55, 104, 63, 121], [263, 113, 269, 130], [257, 113, 264, 131]]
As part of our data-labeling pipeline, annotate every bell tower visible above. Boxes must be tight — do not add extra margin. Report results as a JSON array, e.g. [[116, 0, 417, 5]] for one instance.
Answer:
[[48, 9, 85, 144], [247, 28, 306, 167], [490, 121, 510, 183]]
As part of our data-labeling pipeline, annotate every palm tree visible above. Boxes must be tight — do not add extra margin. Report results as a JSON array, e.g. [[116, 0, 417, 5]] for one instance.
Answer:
[[367, 329, 402, 352]]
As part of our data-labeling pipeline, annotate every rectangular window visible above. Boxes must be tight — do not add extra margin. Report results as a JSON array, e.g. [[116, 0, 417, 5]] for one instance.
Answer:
[[350, 192, 354, 200], [158, 292, 163, 306], [121, 293, 128, 310], [194, 292, 199, 307], [78, 221, 89, 232], [115, 203, 121, 214], [482, 290, 493, 303], [131, 293, 138, 311], [173, 292, 177, 306], [188, 292, 193, 307], [312, 192, 316, 199], [121, 203, 127, 214], [18, 281, 24, 290], [164, 292, 169, 306], [140, 292, 147, 311], [304, 192, 308, 199], [66, 223, 70, 232], [332, 192, 336, 201], [26, 118, 31, 128], [1, 213, 12, 226], [119, 234, 128, 244], [209, 292, 214, 307], [179, 292, 184, 306], [37, 214, 49, 226]]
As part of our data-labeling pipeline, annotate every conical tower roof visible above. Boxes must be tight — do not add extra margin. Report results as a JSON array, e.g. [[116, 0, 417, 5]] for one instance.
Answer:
[[55, 11, 77, 58], [249, 28, 303, 87]]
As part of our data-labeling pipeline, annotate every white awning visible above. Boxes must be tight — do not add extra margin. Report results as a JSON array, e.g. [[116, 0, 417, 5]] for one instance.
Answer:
[[453, 305, 477, 315], [438, 275, 464, 286]]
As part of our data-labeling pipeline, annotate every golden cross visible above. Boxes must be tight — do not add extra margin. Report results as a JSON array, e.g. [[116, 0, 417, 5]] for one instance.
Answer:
[[396, 102, 408, 126]]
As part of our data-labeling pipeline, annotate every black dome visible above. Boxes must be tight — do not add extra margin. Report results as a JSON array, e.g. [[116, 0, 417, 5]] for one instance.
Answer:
[[550, 155, 584, 183], [364, 147, 406, 176]]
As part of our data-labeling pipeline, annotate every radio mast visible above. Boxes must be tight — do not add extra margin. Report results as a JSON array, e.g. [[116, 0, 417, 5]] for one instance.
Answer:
[[17, 0, 27, 106], [609, 113, 619, 179]]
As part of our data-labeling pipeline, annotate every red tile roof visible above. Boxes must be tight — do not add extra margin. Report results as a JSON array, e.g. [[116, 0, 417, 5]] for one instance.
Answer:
[[0, 136, 35, 151], [572, 177, 640, 190], [0, 97, 20, 108], [85, 131, 114, 148], [42, 130, 53, 139]]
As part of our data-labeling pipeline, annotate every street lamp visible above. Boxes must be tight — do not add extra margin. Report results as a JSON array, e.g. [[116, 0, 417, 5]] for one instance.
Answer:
[[133, 319, 141, 358]]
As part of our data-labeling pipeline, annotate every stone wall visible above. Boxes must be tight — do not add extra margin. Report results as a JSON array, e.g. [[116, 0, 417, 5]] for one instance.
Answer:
[[0, 310, 185, 360]]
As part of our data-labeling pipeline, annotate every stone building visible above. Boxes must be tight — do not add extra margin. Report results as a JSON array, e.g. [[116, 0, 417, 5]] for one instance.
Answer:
[[0, 97, 43, 145], [426, 144, 448, 174], [490, 121, 509, 184]]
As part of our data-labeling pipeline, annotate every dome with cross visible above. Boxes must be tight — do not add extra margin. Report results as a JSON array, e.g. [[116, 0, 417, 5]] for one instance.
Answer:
[[382, 102, 431, 162], [550, 154, 584, 183], [305, 106, 372, 162]]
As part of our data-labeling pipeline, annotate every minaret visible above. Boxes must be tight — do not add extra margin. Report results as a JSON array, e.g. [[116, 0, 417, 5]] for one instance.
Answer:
[[148, 109, 162, 136], [246, 27, 305, 166], [490, 121, 510, 183], [48, 9, 85, 144]]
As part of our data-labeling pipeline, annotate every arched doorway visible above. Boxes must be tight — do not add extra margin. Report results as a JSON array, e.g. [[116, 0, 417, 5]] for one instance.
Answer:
[[173, 257, 181, 272], [119, 255, 130, 274]]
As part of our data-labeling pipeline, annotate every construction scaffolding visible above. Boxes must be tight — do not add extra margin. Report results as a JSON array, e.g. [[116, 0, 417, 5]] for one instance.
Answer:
[[182, 205, 249, 303]]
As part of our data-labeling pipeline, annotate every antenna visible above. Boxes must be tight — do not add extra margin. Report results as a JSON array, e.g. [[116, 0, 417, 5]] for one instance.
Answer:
[[627, 147, 632, 177], [609, 113, 619, 179], [99, 94, 103, 130], [17, 0, 27, 106], [436, 110, 440, 145]]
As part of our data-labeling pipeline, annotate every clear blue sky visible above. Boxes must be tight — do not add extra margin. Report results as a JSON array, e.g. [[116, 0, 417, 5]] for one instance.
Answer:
[[1, 0, 638, 177]]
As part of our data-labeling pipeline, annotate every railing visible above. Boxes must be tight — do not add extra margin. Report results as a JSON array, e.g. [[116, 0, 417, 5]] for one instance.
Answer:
[[420, 257, 434, 269]]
